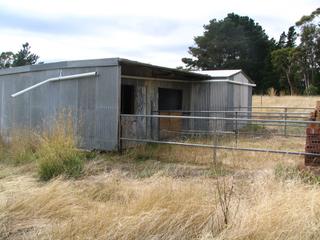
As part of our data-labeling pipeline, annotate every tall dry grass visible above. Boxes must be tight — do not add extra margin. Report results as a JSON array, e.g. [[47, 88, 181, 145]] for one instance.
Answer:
[[36, 113, 84, 180], [0, 129, 39, 165], [253, 95, 319, 110], [266, 87, 277, 96], [0, 112, 84, 180], [7, 129, 39, 165], [1, 172, 320, 240], [125, 134, 304, 170]]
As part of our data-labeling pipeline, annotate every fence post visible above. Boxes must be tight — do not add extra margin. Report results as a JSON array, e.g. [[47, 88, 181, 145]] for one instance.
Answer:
[[150, 102, 153, 140], [235, 111, 238, 146], [118, 114, 123, 153], [213, 116, 218, 166], [284, 107, 288, 137]]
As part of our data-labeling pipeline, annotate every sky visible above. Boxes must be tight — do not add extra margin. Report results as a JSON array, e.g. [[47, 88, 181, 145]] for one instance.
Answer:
[[0, 0, 319, 68]]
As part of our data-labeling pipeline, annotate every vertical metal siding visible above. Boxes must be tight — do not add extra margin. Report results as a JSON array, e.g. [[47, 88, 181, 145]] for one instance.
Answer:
[[0, 65, 120, 151], [94, 66, 120, 150], [209, 82, 228, 130], [190, 82, 230, 131], [121, 78, 191, 141]]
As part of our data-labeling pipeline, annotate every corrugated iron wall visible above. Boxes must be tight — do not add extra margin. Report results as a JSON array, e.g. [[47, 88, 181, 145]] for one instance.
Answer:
[[120, 73, 252, 145], [191, 82, 230, 131], [0, 65, 120, 150], [121, 77, 191, 142], [190, 81, 252, 131]]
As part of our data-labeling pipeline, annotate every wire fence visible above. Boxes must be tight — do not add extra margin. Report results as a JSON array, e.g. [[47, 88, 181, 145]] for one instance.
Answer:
[[119, 106, 320, 161]]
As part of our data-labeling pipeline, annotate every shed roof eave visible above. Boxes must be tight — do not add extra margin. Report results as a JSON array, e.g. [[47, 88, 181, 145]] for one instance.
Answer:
[[0, 58, 120, 76], [118, 58, 212, 80]]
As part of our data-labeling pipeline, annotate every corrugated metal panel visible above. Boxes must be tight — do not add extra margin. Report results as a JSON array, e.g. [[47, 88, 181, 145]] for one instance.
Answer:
[[120, 76, 252, 141], [0, 65, 120, 151], [121, 77, 191, 141], [209, 82, 228, 130], [248, 86, 252, 108], [94, 66, 120, 150], [190, 83, 209, 131], [190, 82, 230, 131]]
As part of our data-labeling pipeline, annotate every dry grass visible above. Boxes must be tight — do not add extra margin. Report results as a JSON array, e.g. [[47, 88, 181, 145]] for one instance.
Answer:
[[36, 114, 84, 180], [209, 178, 320, 240], [0, 113, 84, 180], [266, 87, 277, 96], [0, 129, 38, 165], [1, 96, 320, 239], [1, 171, 320, 240], [253, 95, 319, 110], [125, 134, 304, 170]]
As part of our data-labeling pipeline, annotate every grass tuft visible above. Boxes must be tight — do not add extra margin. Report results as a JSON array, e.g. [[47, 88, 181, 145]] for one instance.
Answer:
[[9, 130, 38, 165], [36, 114, 84, 181], [0, 129, 38, 165], [275, 163, 320, 185]]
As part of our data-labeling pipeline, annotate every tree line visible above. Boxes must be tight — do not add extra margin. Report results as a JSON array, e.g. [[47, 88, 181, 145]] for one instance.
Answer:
[[1, 9, 319, 96], [0, 42, 39, 69], [182, 8, 320, 95]]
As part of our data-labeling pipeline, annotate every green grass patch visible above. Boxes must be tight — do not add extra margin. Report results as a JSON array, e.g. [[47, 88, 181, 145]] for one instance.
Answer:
[[239, 123, 266, 133], [36, 116, 85, 181], [275, 163, 320, 185]]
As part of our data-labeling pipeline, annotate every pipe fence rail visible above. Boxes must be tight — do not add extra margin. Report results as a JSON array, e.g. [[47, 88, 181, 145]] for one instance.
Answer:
[[152, 108, 313, 138], [119, 107, 319, 159]]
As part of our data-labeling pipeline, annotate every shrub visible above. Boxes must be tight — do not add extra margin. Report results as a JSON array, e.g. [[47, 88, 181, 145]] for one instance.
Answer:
[[37, 114, 84, 181], [304, 84, 318, 96]]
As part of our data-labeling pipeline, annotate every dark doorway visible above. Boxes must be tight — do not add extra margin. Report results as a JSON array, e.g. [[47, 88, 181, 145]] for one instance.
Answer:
[[158, 88, 182, 110], [121, 85, 135, 114], [158, 88, 183, 139]]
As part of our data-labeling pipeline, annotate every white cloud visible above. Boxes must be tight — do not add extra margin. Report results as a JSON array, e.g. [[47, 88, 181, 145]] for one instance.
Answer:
[[0, 0, 318, 67]]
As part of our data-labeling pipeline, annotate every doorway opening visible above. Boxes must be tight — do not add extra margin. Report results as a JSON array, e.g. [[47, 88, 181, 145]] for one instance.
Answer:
[[158, 88, 183, 138], [121, 85, 135, 114]]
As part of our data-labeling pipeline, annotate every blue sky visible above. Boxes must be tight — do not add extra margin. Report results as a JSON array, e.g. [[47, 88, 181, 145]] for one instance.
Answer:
[[0, 0, 318, 67]]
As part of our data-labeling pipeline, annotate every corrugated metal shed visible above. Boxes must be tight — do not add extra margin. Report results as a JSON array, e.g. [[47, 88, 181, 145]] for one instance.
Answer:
[[0, 58, 254, 150], [0, 59, 121, 150]]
